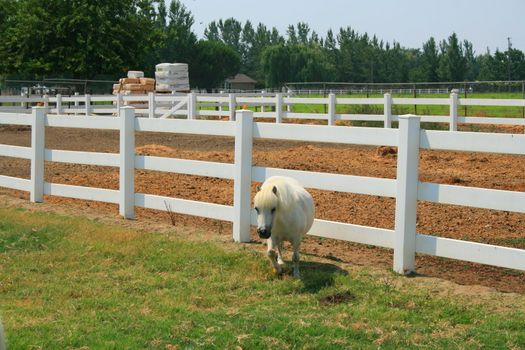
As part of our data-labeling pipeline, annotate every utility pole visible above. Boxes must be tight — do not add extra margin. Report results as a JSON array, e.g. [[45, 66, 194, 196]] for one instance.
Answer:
[[507, 37, 512, 82]]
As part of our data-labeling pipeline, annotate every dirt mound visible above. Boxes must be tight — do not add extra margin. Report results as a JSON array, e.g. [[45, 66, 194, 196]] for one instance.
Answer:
[[376, 146, 397, 158], [135, 144, 177, 157]]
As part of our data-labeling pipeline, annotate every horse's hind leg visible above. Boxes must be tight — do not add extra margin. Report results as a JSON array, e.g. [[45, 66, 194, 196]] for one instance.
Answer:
[[292, 240, 301, 279]]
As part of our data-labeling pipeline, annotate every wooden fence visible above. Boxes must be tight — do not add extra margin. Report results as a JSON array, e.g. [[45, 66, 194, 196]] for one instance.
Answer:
[[0, 107, 524, 274], [1, 92, 525, 131]]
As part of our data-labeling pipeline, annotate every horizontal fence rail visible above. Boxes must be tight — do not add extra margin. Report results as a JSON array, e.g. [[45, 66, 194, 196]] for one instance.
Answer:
[[1, 92, 524, 133], [0, 107, 524, 276]]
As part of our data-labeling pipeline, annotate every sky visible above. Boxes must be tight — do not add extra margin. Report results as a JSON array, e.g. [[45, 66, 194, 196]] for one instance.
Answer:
[[175, 0, 525, 54]]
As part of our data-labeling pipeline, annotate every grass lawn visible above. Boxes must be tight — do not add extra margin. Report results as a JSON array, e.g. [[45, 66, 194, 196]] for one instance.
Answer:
[[198, 92, 524, 122], [1, 206, 524, 349], [287, 92, 525, 119]]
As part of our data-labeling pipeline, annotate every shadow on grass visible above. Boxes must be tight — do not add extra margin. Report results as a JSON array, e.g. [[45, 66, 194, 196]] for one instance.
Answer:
[[299, 261, 348, 293]]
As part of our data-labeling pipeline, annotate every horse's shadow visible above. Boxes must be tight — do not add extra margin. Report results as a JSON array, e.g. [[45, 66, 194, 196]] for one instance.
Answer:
[[281, 260, 348, 293]]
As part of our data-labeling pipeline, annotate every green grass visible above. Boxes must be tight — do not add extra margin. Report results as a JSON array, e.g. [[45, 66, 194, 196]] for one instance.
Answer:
[[288, 92, 525, 119], [1, 207, 524, 349], [197, 91, 524, 125]]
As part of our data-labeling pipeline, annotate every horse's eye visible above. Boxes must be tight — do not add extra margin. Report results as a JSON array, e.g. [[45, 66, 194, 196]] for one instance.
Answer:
[[271, 208, 276, 213], [254, 207, 259, 214]]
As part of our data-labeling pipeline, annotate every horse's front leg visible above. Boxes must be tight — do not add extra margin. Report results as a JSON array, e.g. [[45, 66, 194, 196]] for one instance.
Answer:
[[267, 236, 283, 274], [276, 241, 285, 267]]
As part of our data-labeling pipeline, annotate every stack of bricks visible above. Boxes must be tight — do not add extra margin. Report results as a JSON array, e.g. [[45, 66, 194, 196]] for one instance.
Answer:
[[112, 77, 155, 96]]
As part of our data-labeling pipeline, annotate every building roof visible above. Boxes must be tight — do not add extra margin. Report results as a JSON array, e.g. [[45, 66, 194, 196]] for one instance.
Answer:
[[226, 73, 257, 84]]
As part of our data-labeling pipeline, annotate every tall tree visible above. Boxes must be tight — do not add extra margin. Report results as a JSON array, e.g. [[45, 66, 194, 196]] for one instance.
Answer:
[[296, 22, 310, 45], [418, 37, 440, 82], [218, 18, 243, 53], [190, 40, 240, 90], [287, 25, 298, 45], [0, 0, 160, 78], [163, 0, 197, 64], [261, 44, 335, 87], [438, 33, 467, 81], [204, 21, 221, 41], [463, 40, 478, 81]]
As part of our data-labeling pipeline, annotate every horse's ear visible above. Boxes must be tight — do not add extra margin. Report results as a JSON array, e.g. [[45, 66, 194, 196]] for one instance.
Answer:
[[256, 185, 262, 192], [272, 186, 278, 195]]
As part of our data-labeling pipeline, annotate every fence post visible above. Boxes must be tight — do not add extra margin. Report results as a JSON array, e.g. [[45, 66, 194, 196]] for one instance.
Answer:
[[119, 106, 135, 219], [188, 92, 197, 120], [85, 94, 92, 116], [261, 94, 265, 113], [74, 92, 79, 115], [275, 93, 283, 123], [21, 92, 27, 109], [233, 109, 254, 243], [229, 93, 236, 121], [116, 92, 123, 115], [286, 89, 292, 113], [56, 94, 63, 115], [30, 107, 46, 203], [219, 90, 224, 114], [393, 114, 420, 275], [43, 94, 49, 113], [148, 91, 156, 118], [384, 93, 392, 128], [327, 93, 336, 126], [449, 92, 458, 131]]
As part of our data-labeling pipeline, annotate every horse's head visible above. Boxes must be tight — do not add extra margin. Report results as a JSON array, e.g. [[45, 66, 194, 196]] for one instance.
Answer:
[[253, 184, 279, 239]]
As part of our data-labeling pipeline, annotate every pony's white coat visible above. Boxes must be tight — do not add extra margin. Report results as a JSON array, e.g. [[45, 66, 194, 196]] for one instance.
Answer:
[[254, 176, 315, 277]]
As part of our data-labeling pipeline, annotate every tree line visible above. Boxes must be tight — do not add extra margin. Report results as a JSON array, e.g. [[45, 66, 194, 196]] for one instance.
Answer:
[[1, 0, 524, 90]]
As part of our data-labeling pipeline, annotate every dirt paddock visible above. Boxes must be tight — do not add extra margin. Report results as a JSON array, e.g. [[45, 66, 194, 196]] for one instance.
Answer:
[[1, 124, 524, 293]]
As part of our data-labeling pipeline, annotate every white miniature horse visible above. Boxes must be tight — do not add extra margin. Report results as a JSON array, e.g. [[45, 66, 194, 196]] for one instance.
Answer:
[[254, 176, 315, 278]]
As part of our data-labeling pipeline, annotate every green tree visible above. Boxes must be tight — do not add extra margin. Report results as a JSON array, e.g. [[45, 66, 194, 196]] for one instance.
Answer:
[[507, 48, 525, 80], [463, 40, 478, 81], [0, 0, 160, 79], [204, 21, 221, 41], [190, 40, 240, 90], [418, 37, 440, 82], [261, 44, 335, 87], [438, 33, 467, 81], [204, 18, 243, 54], [163, 0, 197, 64]]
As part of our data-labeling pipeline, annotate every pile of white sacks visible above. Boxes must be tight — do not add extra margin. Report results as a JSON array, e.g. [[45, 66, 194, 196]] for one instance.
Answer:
[[155, 63, 190, 92]]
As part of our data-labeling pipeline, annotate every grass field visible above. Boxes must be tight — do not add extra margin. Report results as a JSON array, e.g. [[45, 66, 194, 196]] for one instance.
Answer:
[[1, 206, 525, 349], [206, 91, 525, 122], [2, 91, 524, 121], [287, 92, 525, 119]]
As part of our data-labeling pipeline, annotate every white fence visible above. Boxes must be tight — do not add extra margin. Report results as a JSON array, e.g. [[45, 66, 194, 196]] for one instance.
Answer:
[[1, 107, 525, 274], [1, 92, 525, 132]]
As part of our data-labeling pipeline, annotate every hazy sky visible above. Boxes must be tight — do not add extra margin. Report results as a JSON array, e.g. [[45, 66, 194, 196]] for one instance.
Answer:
[[176, 0, 524, 53]]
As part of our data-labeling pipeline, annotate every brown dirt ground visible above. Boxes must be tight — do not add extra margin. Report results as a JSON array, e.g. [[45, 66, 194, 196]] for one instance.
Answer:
[[1, 124, 524, 293]]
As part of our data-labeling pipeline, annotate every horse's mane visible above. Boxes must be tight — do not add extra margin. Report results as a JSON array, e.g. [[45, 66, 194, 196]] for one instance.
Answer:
[[257, 176, 303, 210]]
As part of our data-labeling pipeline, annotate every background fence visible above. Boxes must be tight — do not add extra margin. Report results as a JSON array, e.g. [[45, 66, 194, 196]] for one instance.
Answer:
[[284, 80, 525, 96], [0, 107, 524, 274], [0, 92, 525, 132]]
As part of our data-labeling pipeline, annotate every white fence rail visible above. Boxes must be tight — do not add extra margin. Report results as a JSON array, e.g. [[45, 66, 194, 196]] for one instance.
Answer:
[[1, 108, 525, 274], [1, 92, 524, 132]]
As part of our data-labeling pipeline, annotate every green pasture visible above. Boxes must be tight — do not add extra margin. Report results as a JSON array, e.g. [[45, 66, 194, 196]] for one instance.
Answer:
[[1, 206, 524, 349]]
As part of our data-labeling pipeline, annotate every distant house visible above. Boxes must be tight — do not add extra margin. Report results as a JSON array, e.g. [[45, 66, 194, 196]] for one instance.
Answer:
[[224, 73, 257, 91]]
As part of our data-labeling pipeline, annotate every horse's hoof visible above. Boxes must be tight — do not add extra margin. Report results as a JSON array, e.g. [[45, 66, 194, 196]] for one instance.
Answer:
[[272, 267, 283, 275]]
